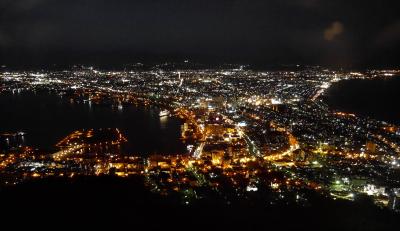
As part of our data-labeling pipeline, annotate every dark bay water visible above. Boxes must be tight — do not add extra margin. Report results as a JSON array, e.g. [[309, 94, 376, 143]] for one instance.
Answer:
[[0, 91, 186, 155], [324, 77, 400, 125]]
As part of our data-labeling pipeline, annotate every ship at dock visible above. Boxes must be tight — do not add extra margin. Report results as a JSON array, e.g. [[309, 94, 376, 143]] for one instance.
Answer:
[[159, 109, 170, 117]]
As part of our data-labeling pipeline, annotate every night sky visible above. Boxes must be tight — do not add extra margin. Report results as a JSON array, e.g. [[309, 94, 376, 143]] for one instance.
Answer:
[[1, 0, 399, 67]]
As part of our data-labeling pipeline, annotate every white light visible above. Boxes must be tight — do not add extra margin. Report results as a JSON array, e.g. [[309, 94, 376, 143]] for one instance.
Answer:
[[237, 122, 247, 127], [271, 98, 282, 105], [246, 185, 258, 192]]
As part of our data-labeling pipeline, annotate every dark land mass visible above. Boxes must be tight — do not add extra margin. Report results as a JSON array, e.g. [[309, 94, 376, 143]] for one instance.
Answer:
[[1, 176, 399, 230]]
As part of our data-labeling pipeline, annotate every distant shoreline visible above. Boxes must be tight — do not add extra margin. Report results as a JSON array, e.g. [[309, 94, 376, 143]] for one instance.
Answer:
[[324, 76, 400, 126]]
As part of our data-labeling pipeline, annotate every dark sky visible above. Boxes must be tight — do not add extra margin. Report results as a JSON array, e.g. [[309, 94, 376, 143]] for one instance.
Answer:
[[1, 0, 399, 68]]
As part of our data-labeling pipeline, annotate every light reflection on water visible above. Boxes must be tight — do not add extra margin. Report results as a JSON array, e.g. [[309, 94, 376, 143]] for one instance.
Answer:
[[0, 90, 187, 156]]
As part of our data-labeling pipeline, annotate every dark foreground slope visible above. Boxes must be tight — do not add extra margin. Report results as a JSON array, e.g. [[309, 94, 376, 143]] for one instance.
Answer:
[[0, 176, 399, 231]]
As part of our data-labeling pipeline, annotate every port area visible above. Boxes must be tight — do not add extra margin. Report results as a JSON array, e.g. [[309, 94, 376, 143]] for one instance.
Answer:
[[53, 128, 127, 160], [56, 128, 127, 148]]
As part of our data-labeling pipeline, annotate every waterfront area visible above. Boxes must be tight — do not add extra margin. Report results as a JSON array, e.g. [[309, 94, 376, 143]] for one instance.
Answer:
[[325, 77, 400, 125], [0, 90, 186, 155]]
